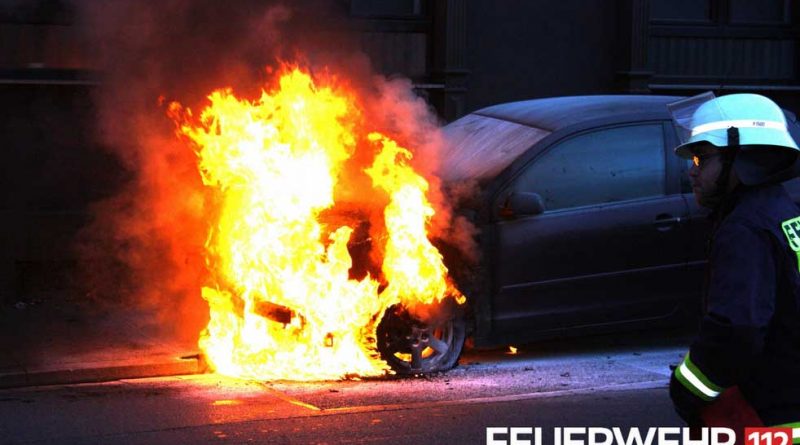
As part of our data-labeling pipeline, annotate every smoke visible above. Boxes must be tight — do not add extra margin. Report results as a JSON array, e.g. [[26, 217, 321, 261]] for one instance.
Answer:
[[359, 76, 481, 281], [73, 0, 478, 340]]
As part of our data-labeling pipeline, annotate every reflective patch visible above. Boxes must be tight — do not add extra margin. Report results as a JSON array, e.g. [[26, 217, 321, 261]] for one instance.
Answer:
[[674, 353, 723, 402], [782, 217, 800, 252], [781, 217, 800, 274]]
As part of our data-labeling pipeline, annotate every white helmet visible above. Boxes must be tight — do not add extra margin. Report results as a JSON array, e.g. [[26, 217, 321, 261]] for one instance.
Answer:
[[669, 93, 800, 185]]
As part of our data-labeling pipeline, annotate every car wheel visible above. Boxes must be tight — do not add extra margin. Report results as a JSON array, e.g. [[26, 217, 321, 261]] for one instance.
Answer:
[[376, 303, 466, 375]]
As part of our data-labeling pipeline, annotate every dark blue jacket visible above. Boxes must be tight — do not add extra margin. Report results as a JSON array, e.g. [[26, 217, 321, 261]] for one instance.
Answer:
[[670, 184, 800, 427]]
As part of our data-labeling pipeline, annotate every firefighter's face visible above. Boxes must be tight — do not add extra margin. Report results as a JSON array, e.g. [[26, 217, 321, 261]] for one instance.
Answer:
[[688, 143, 725, 208]]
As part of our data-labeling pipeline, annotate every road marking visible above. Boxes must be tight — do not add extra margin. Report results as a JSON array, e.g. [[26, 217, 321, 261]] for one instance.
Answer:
[[259, 383, 321, 411]]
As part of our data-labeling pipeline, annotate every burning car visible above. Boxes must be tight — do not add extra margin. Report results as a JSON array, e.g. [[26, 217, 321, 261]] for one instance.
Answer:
[[171, 75, 800, 379]]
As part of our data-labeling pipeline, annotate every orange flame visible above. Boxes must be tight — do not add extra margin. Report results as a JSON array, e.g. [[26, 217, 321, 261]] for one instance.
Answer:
[[169, 66, 463, 380]]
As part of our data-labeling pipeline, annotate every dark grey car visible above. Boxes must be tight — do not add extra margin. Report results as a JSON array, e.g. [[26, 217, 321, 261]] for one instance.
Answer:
[[376, 95, 800, 375]]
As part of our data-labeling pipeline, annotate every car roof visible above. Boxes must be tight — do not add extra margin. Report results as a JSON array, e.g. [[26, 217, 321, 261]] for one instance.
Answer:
[[472, 95, 682, 132]]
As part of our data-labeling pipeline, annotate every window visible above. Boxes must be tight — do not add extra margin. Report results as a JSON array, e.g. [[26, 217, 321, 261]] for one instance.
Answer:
[[650, 0, 791, 24], [441, 114, 550, 182], [508, 124, 666, 211], [350, 0, 423, 17], [681, 159, 694, 194], [729, 0, 788, 24], [651, 0, 711, 21]]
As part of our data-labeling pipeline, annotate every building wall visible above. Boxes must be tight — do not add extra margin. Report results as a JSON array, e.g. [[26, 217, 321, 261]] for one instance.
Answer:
[[643, 0, 800, 112], [464, 1, 620, 112], [0, 84, 121, 302]]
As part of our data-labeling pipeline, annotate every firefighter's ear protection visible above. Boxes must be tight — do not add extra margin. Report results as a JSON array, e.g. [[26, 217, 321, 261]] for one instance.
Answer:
[[669, 93, 800, 185]]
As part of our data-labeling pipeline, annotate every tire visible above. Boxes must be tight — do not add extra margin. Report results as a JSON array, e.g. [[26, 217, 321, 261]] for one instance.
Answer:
[[376, 302, 467, 375]]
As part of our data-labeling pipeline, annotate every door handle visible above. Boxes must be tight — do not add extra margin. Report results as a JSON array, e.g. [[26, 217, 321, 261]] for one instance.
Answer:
[[654, 214, 682, 231]]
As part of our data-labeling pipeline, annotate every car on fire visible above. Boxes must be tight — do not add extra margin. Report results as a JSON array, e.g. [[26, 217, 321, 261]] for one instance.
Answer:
[[376, 95, 800, 375]]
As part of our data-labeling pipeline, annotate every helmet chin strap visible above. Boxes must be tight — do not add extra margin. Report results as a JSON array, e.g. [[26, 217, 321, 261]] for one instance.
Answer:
[[712, 126, 741, 211]]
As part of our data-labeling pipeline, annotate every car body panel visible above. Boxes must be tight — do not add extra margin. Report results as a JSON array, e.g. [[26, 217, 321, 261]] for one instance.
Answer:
[[491, 194, 691, 339], [441, 95, 800, 347]]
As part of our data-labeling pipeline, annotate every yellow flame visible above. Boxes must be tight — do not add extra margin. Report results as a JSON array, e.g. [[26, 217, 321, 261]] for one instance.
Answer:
[[508, 346, 518, 355], [365, 133, 464, 308], [211, 399, 243, 406], [172, 66, 463, 381]]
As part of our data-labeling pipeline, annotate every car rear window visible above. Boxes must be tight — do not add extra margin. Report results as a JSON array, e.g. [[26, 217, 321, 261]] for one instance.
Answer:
[[440, 114, 550, 182]]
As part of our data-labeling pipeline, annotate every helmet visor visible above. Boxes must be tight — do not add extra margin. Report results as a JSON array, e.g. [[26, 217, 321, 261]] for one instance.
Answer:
[[667, 91, 719, 146]]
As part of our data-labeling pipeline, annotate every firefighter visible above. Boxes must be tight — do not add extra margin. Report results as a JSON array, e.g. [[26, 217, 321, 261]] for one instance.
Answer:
[[667, 93, 800, 439]]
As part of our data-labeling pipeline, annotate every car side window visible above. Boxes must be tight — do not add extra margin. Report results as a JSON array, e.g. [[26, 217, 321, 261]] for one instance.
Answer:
[[509, 124, 666, 211], [681, 159, 694, 194]]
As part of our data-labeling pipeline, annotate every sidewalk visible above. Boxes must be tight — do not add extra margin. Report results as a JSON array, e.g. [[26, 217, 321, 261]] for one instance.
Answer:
[[0, 296, 206, 389]]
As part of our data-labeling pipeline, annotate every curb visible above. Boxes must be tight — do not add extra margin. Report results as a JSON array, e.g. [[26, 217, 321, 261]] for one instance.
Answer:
[[0, 354, 207, 389]]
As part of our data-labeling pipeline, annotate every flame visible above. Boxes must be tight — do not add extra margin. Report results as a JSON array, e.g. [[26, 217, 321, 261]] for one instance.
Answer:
[[211, 399, 242, 406], [170, 66, 463, 380], [365, 133, 465, 308]]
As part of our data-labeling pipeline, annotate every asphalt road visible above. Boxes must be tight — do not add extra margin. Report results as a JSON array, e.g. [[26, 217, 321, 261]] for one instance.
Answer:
[[0, 331, 691, 445]]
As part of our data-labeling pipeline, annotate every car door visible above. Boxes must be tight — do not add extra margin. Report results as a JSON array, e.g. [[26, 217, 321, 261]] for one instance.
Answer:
[[489, 122, 692, 339]]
